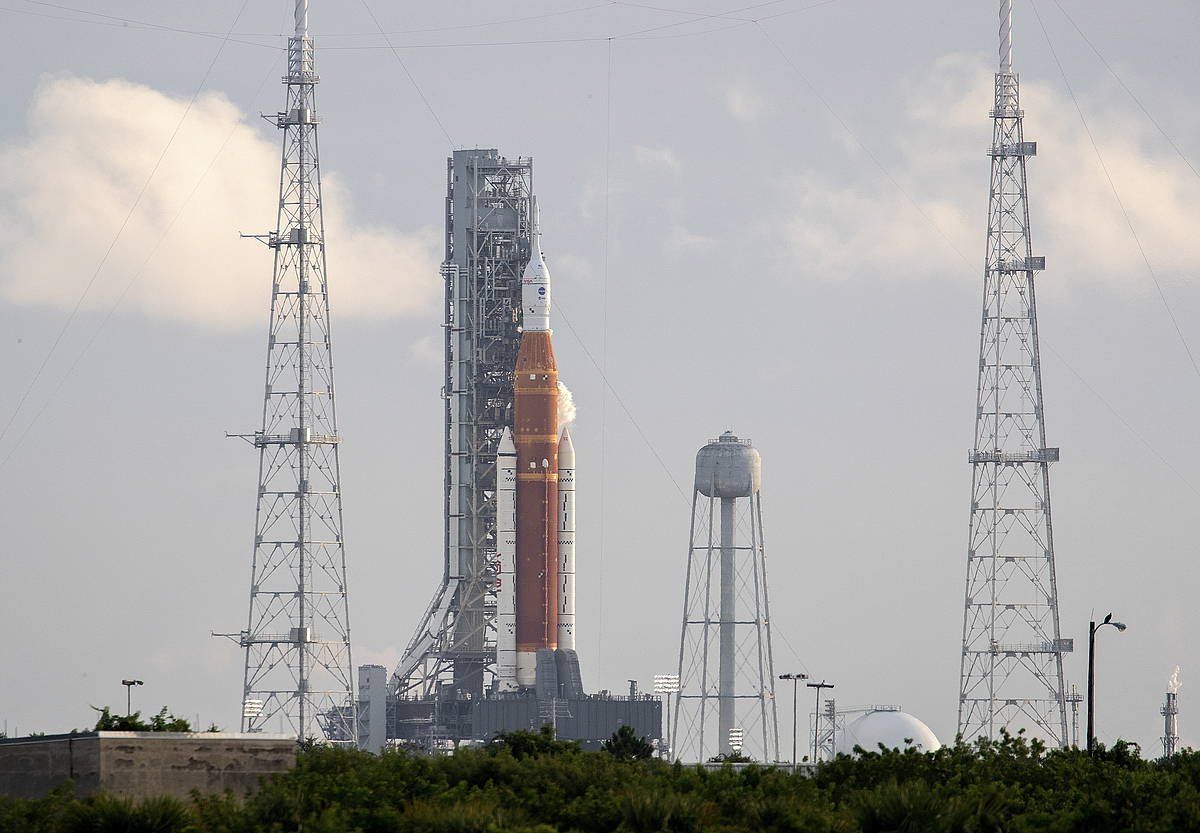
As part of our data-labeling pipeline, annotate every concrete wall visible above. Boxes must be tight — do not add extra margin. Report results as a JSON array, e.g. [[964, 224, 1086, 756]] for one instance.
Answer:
[[0, 732, 296, 800], [0, 734, 100, 799]]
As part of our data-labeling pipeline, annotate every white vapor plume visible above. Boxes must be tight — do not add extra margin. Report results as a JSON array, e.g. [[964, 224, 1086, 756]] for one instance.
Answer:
[[557, 380, 577, 429], [1169, 666, 1183, 695], [0, 76, 439, 327]]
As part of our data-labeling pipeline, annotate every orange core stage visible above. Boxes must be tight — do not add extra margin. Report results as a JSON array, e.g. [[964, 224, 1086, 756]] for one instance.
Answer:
[[513, 329, 560, 677]]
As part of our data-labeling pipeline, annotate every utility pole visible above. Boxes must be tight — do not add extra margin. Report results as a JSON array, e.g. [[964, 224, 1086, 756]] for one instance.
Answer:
[[779, 672, 808, 771], [806, 680, 833, 763]]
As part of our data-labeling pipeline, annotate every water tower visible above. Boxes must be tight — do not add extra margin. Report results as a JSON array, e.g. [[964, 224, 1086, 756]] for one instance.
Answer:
[[672, 432, 779, 762]]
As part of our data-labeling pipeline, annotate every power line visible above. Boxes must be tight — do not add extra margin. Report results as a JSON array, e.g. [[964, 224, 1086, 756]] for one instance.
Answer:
[[597, 36, 614, 681], [3, 0, 841, 53], [554, 304, 689, 504], [611, 0, 842, 26], [14, 0, 616, 40], [1029, 0, 1200, 383], [357, 0, 454, 146], [0, 0, 252, 452], [327, 2, 616, 39], [5, 0, 279, 51], [1043, 344, 1200, 499], [1049, 0, 1200, 184], [754, 20, 973, 266]]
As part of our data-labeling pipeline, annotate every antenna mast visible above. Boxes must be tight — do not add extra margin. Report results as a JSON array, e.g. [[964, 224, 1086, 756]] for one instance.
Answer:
[[957, 0, 1070, 748], [233, 0, 356, 744]]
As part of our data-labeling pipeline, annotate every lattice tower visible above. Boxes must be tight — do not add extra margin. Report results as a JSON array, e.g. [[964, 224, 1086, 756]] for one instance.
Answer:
[[233, 0, 355, 744], [958, 0, 1070, 748]]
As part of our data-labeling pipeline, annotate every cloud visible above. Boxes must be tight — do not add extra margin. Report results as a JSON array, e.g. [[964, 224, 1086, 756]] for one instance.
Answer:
[[724, 83, 766, 124], [665, 225, 716, 256], [779, 53, 1200, 287], [633, 144, 681, 173], [0, 76, 440, 327]]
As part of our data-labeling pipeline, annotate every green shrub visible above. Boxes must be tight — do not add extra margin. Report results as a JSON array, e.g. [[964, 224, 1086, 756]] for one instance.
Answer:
[[4, 733, 1200, 832]]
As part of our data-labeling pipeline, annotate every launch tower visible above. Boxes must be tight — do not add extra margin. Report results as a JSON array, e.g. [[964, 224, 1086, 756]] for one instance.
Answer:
[[371, 150, 659, 750], [394, 150, 534, 704], [957, 0, 1070, 747], [674, 432, 779, 762], [231, 0, 355, 743]]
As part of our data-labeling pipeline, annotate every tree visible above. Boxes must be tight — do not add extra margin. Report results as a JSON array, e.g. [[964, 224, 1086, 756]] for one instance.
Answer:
[[487, 725, 581, 758], [706, 751, 752, 763], [92, 706, 192, 732], [602, 725, 655, 761]]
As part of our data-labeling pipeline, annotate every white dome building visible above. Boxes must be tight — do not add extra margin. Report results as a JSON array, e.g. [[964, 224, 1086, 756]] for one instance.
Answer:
[[833, 708, 941, 756]]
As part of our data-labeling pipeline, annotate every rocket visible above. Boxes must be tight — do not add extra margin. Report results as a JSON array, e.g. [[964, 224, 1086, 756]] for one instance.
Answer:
[[513, 203, 559, 688], [495, 203, 578, 691]]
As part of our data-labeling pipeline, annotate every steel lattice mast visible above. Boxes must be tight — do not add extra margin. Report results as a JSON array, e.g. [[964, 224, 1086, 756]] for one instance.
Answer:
[[958, 0, 1070, 747], [235, 0, 355, 744]]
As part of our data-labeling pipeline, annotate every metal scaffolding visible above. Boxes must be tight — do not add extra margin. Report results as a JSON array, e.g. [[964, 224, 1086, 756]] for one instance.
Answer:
[[958, 0, 1070, 748], [228, 0, 355, 744], [393, 150, 533, 703]]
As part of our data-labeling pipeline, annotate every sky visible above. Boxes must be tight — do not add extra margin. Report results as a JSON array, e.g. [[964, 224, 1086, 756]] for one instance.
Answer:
[[1, 0, 1199, 757]]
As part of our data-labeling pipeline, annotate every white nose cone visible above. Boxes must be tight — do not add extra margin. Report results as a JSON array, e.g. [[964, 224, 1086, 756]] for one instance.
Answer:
[[522, 200, 551, 333]]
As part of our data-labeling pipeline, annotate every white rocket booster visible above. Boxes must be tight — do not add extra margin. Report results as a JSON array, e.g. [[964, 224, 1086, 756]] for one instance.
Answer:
[[557, 428, 575, 651], [496, 428, 518, 690]]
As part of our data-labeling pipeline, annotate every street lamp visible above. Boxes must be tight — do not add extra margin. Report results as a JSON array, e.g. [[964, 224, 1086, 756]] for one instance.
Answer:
[[653, 674, 680, 760], [778, 672, 809, 771], [806, 680, 834, 763], [120, 679, 144, 718], [1087, 613, 1127, 755]]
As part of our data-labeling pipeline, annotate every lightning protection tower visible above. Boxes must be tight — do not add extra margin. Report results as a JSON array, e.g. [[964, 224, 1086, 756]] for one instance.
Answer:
[[393, 150, 534, 704], [958, 0, 1070, 748], [673, 432, 779, 762], [231, 0, 355, 744]]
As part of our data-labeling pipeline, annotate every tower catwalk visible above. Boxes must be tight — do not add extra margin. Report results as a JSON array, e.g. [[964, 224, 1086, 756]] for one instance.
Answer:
[[234, 0, 355, 743], [958, 0, 1070, 747]]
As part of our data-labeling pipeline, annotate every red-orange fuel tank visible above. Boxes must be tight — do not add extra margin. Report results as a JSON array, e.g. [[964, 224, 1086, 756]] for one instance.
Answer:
[[513, 329, 559, 687]]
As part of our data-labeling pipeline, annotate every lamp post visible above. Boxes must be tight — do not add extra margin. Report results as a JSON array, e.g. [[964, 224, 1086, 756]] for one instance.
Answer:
[[653, 674, 680, 760], [806, 680, 834, 763], [779, 672, 809, 771], [1087, 613, 1127, 755], [120, 679, 143, 718]]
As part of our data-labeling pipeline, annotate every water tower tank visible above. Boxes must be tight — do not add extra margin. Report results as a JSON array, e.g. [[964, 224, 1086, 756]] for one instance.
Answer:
[[694, 431, 761, 498]]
